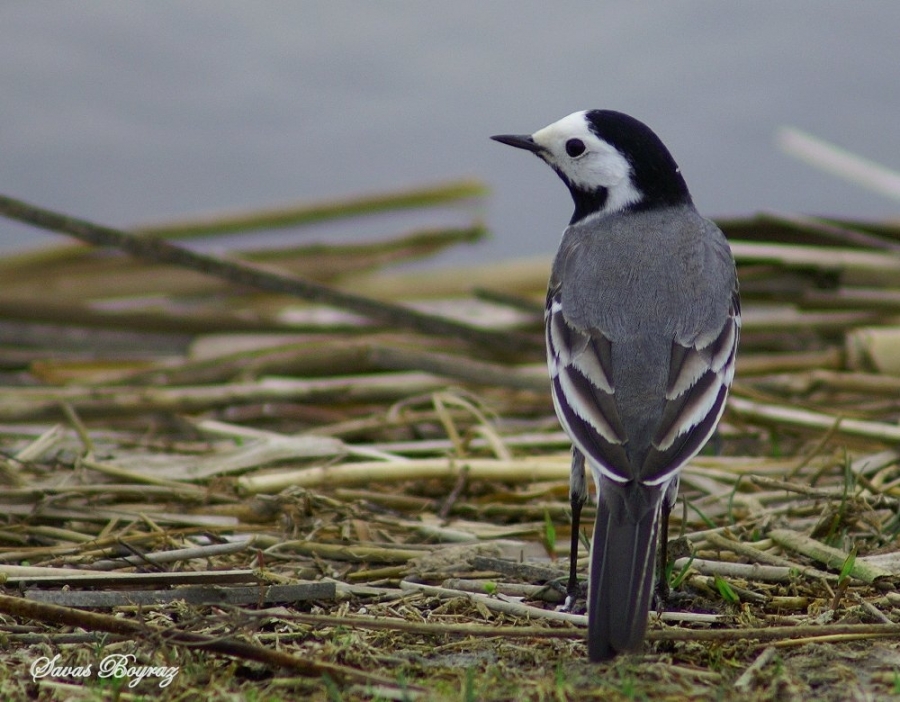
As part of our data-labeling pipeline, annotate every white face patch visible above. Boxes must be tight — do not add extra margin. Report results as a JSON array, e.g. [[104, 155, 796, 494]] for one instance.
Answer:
[[531, 111, 643, 214]]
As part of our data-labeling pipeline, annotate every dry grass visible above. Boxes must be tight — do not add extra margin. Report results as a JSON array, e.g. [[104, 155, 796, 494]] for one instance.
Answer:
[[1, 184, 900, 700]]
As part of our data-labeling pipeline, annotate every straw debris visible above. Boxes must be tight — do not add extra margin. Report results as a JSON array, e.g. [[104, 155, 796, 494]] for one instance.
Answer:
[[1, 182, 900, 699]]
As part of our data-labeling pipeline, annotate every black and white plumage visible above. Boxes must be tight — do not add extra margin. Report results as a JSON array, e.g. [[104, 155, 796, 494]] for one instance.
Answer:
[[492, 110, 739, 662]]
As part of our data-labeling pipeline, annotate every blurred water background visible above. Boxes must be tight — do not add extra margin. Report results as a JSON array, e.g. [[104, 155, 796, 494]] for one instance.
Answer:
[[1, 2, 898, 266]]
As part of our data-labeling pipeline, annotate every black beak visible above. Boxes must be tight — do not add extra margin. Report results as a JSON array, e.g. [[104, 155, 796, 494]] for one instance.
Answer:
[[490, 133, 543, 154]]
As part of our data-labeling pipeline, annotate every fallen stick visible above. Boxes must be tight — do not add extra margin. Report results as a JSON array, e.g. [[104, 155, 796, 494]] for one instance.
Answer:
[[3, 568, 259, 588], [256, 611, 900, 647], [0, 193, 541, 356], [769, 528, 891, 584], [728, 396, 900, 443], [237, 456, 570, 494], [24, 582, 334, 609], [0, 371, 448, 421], [132, 179, 488, 238], [86, 540, 253, 571]]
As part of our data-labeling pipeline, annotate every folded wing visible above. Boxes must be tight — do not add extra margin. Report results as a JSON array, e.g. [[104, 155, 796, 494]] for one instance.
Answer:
[[546, 286, 740, 487]]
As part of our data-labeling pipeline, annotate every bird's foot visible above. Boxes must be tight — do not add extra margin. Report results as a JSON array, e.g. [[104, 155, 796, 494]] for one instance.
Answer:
[[558, 578, 587, 614]]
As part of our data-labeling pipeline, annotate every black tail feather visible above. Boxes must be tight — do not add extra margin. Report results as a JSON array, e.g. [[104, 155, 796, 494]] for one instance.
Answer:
[[587, 487, 663, 662]]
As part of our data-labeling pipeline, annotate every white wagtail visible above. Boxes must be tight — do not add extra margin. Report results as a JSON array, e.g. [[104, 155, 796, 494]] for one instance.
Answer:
[[492, 110, 740, 661]]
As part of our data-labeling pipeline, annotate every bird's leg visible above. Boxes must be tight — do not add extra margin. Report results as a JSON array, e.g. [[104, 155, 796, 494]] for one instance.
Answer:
[[655, 476, 681, 609], [655, 499, 671, 608], [564, 450, 587, 612]]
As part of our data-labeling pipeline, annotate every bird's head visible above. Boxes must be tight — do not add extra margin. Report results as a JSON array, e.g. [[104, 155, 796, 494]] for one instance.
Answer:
[[492, 110, 692, 225]]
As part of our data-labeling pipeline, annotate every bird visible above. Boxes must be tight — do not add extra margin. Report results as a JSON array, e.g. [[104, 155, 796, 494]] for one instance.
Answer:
[[491, 110, 740, 661]]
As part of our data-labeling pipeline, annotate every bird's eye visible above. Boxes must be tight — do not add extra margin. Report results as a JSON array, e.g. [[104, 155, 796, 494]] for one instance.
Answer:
[[565, 139, 586, 157]]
